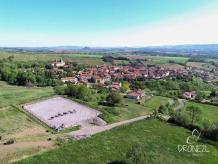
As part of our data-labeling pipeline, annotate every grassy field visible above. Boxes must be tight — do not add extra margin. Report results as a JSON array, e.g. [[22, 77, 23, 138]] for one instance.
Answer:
[[16, 119, 218, 164], [143, 96, 173, 109], [0, 81, 54, 108], [74, 96, 171, 123], [0, 81, 56, 163], [100, 98, 155, 123], [159, 63, 185, 69], [0, 81, 173, 163], [145, 56, 189, 65], [184, 101, 218, 124]]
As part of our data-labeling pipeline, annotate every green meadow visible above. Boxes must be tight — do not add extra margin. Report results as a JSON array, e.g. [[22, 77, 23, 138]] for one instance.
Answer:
[[184, 101, 218, 124], [16, 119, 218, 164]]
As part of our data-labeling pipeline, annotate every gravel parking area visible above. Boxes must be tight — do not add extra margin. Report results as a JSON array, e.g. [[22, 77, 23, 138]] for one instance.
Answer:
[[23, 97, 101, 129]]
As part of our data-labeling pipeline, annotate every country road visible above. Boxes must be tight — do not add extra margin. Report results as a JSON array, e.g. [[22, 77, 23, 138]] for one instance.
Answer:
[[174, 99, 185, 111], [70, 99, 185, 140], [69, 115, 148, 139]]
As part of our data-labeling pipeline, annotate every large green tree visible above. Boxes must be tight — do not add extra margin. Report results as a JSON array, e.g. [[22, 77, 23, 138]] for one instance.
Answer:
[[106, 92, 122, 106]]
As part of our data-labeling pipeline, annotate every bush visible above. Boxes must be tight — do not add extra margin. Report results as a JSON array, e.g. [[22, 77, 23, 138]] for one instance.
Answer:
[[105, 92, 122, 106], [158, 105, 168, 114], [65, 84, 91, 101], [54, 85, 66, 95], [202, 126, 218, 141]]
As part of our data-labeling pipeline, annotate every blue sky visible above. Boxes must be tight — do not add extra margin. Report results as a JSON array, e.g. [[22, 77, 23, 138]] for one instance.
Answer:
[[0, 0, 218, 46]]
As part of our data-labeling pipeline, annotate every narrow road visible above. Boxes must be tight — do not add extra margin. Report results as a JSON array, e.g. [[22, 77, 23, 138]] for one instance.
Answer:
[[69, 115, 148, 139], [174, 99, 185, 111]]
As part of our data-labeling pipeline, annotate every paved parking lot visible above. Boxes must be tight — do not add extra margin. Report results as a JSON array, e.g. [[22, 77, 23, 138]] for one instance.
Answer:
[[23, 97, 101, 129]]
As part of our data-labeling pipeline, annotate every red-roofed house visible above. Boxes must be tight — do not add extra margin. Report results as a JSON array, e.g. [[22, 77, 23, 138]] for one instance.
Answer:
[[126, 90, 145, 100]]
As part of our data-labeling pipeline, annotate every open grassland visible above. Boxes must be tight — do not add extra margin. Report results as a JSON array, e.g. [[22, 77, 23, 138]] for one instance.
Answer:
[[125, 55, 189, 65], [100, 98, 155, 123], [143, 96, 173, 109], [146, 56, 189, 64], [184, 101, 218, 124], [0, 81, 55, 163], [74, 96, 170, 123], [16, 119, 218, 164], [0, 81, 54, 108]]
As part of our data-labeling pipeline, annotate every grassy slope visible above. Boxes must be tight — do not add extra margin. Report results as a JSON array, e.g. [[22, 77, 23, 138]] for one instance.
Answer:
[[16, 119, 218, 164], [74, 96, 170, 123], [143, 96, 172, 109], [0, 81, 54, 134], [184, 101, 218, 124], [0, 81, 55, 163], [0, 81, 54, 108]]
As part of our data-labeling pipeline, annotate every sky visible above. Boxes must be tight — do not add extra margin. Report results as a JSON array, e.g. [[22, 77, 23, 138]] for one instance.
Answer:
[[0, 0, 218, 47]]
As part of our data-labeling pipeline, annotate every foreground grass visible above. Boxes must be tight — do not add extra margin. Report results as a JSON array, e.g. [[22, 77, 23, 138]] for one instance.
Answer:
[[16, 119, 218, 164]]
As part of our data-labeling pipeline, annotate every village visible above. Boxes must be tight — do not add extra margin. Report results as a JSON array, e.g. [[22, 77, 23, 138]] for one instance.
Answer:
[[48, 58, 195, 100]]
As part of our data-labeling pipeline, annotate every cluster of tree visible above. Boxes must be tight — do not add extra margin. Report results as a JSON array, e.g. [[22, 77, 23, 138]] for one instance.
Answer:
[[121, 82, 130, 93], [102, 56, 129, 62], [210, 89, 217, 97], [105, 92, 122, 106], [169, 105, 202, 127], [157, 103, 174, 115], [0, 58, 84, 86], [130, 79, 213, 98], [64, 84, 91, 101]]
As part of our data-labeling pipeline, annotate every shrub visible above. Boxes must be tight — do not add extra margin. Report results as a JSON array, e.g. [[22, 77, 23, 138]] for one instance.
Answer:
[[54, 85, 66, 95], [105, 92, 122, 106]]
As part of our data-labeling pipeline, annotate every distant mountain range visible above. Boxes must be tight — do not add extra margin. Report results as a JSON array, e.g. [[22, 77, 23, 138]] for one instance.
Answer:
[[1, 44, 218, 57]]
